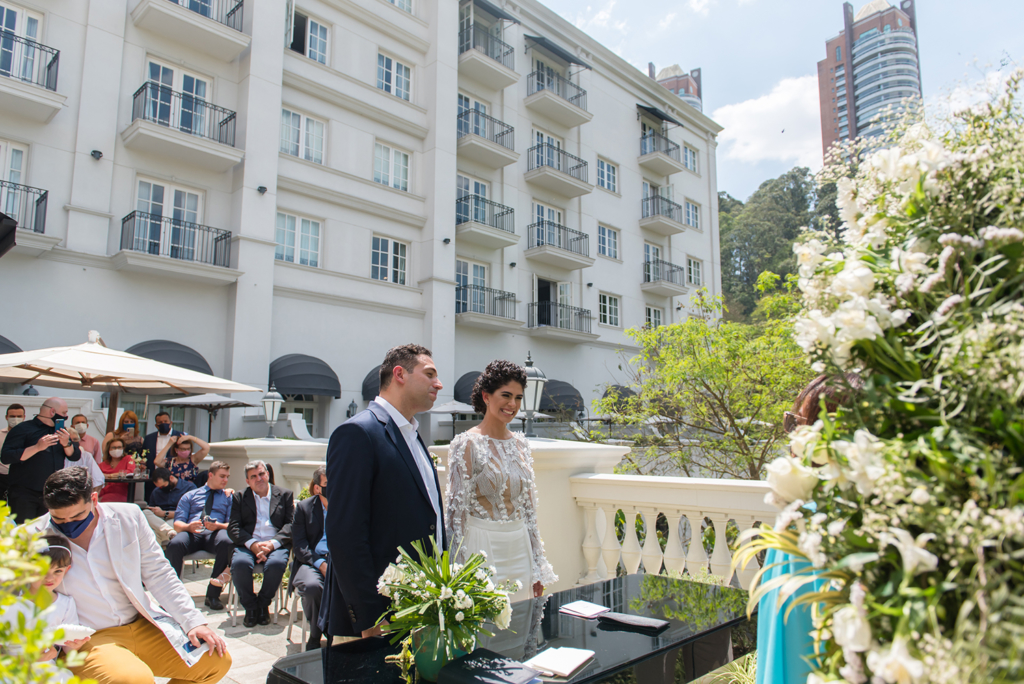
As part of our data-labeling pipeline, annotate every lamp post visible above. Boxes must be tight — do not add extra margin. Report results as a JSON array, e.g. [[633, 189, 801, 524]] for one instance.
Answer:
[[346, 400, 358, 418], [522, 351, 547, 438], [262, 383, 284, 439]]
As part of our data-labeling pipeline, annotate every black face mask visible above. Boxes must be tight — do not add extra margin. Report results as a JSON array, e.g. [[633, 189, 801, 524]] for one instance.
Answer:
[[319, 485, 328, 498], [162, 484, 175, 492], [157, 423, 172, 434]]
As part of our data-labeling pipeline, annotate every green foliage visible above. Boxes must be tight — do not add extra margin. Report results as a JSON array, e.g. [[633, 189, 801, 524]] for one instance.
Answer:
[[297, 487, 311, 501], [596, 288, 814, 479]]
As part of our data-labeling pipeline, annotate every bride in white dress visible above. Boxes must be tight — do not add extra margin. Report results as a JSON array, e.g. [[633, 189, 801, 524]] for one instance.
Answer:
[[445, 360, 558, 601]]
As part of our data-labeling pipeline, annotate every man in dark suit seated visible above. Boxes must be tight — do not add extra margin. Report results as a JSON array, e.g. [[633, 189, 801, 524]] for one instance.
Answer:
[[321, 343, 447, 641], [228, 460, 294, 628], [291, 465, 327, 650]]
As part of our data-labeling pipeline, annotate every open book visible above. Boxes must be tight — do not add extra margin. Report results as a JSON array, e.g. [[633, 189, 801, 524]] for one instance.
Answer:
[[558, 600, 610, 619], [524, 647, 595, 678]]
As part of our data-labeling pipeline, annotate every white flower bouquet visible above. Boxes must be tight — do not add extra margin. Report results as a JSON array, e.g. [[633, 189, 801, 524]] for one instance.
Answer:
[[734, 74, 1024, 683], [376, 540, 519, 667]]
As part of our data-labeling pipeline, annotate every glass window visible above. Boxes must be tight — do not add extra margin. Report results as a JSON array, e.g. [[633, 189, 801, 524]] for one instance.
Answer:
[[280, 108, 324, 164], [645, 306, 663, 328], [387, 0, 412, 11], [597, 225, 618, 259], [685, 200, 700, 229], [687, 258, 702, 287], [597, 159, 617, 192], [455, 259, 487, 313], [683, 146, 698, 173], [281, 395, 317, 437], [374, 143, 410, 192], [599, 294, 620, 327], [835, 46, 841, 61], [377, 54, 411, 101], [307, 19, 328, 64], [276, 212, 320, 267], [371, 236, 407, 285]]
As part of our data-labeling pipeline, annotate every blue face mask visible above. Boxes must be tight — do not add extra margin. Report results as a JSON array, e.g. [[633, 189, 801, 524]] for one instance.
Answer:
[[123, 423, 135, 431], [52, 509, 94, 539], [157, 423, 171, 434]]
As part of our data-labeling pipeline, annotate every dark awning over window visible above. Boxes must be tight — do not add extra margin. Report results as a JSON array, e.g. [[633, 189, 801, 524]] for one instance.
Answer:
[[454, 371, 483, 404], [637, 104, 684, 128], [474, 0, 518, 23], [540, 380, 585, 412], [270, 354, 341, 398], [525, 35, 592, 69], [362, 366, 382, 401], [602, 384, 637, 407], [125, 340, 213, 376], [0, 334, 21, 355]]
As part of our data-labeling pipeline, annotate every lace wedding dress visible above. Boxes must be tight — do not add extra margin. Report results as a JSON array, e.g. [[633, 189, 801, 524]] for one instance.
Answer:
[[445, 432, 558, 599]]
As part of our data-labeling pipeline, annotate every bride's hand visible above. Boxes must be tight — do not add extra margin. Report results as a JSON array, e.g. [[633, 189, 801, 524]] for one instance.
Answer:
[[533, 581, 543, 598]]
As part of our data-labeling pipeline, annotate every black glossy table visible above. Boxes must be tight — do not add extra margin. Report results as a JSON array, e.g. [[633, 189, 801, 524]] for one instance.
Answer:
[[267, 574, 757, 684]]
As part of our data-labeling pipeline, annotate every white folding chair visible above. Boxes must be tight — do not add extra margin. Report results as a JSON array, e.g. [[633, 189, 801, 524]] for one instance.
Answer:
[[182, 550, 217, 575], [285, 590, 308, 644], [228, 559, 287, 627]]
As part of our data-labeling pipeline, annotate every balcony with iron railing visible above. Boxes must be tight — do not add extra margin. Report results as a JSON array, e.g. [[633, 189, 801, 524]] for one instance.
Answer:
[[131, 0, 250, 61], [525, 143, 592, 198], [640, 195, 687, 237], [1, 180, 48, 234], [525, 220, 594, 270], [0, 30, 64, 122], [122, 82, 244, 171], [458, 24, 518, 89], [527, 301, 595, 341], [455, 195, 518, 249], [455, 284, 523, 331], [638, 131, 685, 176], [525, 70, 593, 128], [456, 109, 519, 168], [120, 210, 232, 268], [641, 258, 689, 297]]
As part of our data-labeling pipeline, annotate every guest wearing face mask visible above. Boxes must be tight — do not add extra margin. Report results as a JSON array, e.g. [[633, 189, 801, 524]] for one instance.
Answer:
[[154, 434, 210, 485], [140, 467, 194, 545], [70, 415, 101, 463], [1, 398, 81, 522], [66, 421, 105, 494], [0, 403, 26, 503], [102, 410, 144, 455], [142, 412, 183, 501], [98, 438, 136, 503]]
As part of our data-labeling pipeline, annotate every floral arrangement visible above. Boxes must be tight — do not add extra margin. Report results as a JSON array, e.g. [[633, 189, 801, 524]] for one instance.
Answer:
[[734, 74, 1024, 683], [377, 540, 519, 660]]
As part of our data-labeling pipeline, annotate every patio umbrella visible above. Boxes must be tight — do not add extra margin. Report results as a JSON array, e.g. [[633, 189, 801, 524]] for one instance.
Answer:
[[426, 400, 478, 439], [158, 393, 257, 441], [0, 331, 261, 434]]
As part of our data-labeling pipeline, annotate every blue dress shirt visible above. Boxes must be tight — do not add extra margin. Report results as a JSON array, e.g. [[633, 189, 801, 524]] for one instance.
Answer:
[[313, 507, 329, 570], [149, 478, 196, 511], [174, 485, 232, 533]]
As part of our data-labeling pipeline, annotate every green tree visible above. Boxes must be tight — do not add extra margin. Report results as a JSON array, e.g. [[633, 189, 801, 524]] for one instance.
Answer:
[[595, 284, 813, 480]]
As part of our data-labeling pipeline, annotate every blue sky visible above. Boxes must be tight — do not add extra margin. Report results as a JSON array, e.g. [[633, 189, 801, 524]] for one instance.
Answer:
[[543, 0, 1024, 201]]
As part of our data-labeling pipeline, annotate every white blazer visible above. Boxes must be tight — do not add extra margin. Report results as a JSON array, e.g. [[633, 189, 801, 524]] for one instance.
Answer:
[[30, 503, 207, 639]]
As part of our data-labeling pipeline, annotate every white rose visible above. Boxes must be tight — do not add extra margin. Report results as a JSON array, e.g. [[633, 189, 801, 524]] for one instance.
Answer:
[[789, 422, 823, 460], [440, 586, 453, 600], [493, 592, 512, 630], [832, 606, 872, 653], [909, 487, 930, 506], [455, 611, 465, 622], [765, 456, 819, 508], [830, 259, 876, 299], [882, 528, 938, 577], [833, 429, 886, 496], [866, 637, 925, 684]]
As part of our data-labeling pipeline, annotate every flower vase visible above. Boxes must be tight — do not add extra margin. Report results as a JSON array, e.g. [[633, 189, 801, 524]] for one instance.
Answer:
[[411, 626, 473, 682]]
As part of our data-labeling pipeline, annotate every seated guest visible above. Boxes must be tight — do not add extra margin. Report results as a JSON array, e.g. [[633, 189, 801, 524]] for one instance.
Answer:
[[66, 423, 105, 494], [141, 467, 196, 545], [164, 461, 234, 610], [156, 434, 210, 485], [98, 437, 135, 503], [291, 465, 328, 650], [0, 403, 26, 502], [70, 414, 101, 463], [33, 467, 230, 683], [228, 460, 294, 628]]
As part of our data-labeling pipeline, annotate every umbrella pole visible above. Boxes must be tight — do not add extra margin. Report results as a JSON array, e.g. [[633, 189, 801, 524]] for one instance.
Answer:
[[106, 390, 119, 436], [207, 409, 215, 442]]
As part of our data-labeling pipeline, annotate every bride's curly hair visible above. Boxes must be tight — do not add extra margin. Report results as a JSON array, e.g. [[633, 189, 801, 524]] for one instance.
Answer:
[[471, 360, 527, 414]]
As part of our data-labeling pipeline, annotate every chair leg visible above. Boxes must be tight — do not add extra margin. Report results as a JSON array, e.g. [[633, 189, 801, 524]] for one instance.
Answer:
[[273, 583, 283, 625], [229, 581, 237, 628], [286, 592, 296, 641], [301, 603, 308, 646]]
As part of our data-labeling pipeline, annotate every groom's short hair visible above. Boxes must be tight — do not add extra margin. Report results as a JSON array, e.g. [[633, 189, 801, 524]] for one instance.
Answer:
[[379, 344, 432, 391]]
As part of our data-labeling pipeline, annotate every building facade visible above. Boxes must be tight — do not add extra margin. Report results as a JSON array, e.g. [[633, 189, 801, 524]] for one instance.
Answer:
[[817, 0, 922, 155], [0, 0, 722, 441], [654, 64, 702, 113]]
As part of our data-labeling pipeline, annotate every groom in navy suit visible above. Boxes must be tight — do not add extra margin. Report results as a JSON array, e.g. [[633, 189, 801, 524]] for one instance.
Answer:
[[320, 343, 447, 640]]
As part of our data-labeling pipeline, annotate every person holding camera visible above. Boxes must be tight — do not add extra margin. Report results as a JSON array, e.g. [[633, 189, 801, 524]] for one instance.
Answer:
[[164, 461, 234, 611]]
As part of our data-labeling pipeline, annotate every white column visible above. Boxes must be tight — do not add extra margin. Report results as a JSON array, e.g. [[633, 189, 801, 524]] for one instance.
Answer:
[[707, 512, 733, 581], [580, 505, 602, 583], [639, 507, 663, 575], [683, 512, 708, 574], [619, 509, 643, 575], [662, 511, 686, 575], [600, 504, 621, 580]]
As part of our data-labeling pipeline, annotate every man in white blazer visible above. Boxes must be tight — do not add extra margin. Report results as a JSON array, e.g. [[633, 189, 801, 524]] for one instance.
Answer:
[[34, 466, 231, 684]]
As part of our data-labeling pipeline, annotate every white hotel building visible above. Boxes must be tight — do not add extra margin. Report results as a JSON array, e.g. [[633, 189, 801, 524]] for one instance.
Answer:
[[0, 0, 723, 441]]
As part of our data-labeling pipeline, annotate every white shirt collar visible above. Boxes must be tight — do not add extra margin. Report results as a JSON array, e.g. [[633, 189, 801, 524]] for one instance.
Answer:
[[374, 396, 419, 433], [254, 488, 271, 502]]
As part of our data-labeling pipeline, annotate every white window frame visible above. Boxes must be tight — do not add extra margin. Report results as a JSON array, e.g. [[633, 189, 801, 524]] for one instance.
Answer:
[[687, 257, 703, 287], [597, 158, 617, 193], [645, 305, 663, 328], [0, 139, 28, 225], [275, 211, 322, 268], [455, 258, 488, 314], [597, 224, 618, 259], [306, 17, 329, 64], [280, 394, 318, 437], [374, 142, 410, 192], [131, 177, 204, 259], [377, 53, 411, 101], [371, 235, 408, 285], [598, 293, 620, 327], [386, 0, 413, 12], [683, 145, 699, 173], [280, 107, 325, 164], [685, 200, 700, 229]]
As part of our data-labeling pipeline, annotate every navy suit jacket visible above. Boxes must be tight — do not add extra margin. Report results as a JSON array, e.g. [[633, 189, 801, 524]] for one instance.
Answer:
[[319, 402, 446, 636], [141, 429, 184, 500], [291, 494, 326, 581]]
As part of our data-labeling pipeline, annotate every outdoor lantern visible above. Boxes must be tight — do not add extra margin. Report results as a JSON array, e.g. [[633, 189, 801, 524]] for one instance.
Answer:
[[522, 351, 547, 438], [262, 383, 284, 439], [347, 400, 358, 418]]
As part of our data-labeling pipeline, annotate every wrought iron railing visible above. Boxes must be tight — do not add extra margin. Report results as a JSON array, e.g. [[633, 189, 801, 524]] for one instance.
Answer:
[[528, 301, 592, 334], [457, 25, 514, 71], [527, 220, 589, 257], [120, 210, 232, 267], [131, 82, 237, 146], [169, 0, 245, 32], [0, 30, 59, 91], [527, 70, 588, 111], [456, 195, 514, 233], [528, 143, 588, 183], [639, 131, 681, 161], [643, 258, 686, 286], [642, 195, 684, 224], [456, 284, 516, 319], [0, 180, 47, 233], [457, 110, 514, 151]]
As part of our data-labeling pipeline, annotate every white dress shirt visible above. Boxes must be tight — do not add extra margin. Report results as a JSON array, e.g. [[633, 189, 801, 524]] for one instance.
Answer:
[[244, 489, 282, 550], [67, 448, 105, 487], [155, 431, 173, 457], [63, 511, 139, 630], [374, 396, 442, 543]]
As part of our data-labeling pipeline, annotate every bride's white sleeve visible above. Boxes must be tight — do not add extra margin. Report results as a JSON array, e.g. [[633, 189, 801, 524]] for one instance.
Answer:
[[522, 439, 559, 588], [444, 435, 473, 564]]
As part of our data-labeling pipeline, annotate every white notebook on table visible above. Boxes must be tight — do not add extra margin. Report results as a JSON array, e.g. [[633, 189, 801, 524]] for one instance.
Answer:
[[525, 647, 595, 678], [558, 600, 610, 619]]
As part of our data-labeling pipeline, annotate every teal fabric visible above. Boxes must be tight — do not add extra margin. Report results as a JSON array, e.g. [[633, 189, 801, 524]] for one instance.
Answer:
[[755, 548, 822, 684]]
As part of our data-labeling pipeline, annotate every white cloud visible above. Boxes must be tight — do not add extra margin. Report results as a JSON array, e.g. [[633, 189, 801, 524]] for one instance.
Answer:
[[572, 1, 628, 35], [688, 0, 713, 15], [712, 75, 823, 170], [658, 12, 677, 30]]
